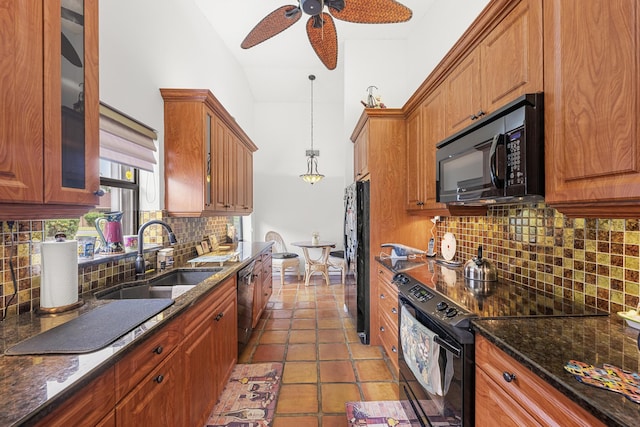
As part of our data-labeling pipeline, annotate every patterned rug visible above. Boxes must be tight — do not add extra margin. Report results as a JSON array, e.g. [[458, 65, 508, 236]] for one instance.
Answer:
[[206, 362, 283, 426], [346, 401, 415, 426]]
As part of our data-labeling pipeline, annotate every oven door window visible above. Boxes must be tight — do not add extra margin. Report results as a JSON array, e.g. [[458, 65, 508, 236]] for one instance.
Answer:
[[399, 300, 464, 426]]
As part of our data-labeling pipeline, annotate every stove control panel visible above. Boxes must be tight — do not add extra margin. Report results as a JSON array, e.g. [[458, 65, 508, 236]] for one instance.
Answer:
[[396, 274, 475, 328]]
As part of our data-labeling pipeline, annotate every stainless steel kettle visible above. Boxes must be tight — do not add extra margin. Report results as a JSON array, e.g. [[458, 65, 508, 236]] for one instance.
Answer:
[[464, 246, 497, 282]]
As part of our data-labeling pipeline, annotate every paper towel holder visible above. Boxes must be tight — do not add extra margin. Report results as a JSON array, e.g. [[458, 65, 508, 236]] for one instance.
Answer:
[[36, 299, 85, 316]]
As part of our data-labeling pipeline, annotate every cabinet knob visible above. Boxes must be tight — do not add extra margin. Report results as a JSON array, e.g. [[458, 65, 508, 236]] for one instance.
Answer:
[[380, 294, 385, 299], [502, 372, 516, 383], [391, 346, 397, 353], [417, 201, 424, 206], [379, 326, 385, 332], [391, 307, 397, 314], [477, 110, 486, 117], [94, 189, 105, 197], [154, 374, 164, 384], [153, 346, 163, 355], [215, 312, 224, 321], [470, 113, 478, 120]]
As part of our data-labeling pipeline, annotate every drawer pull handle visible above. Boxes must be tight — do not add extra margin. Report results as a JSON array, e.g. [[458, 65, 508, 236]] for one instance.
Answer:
[[391, 346, 397, 353], [380, 294, 385, 299], [215, 312, 224, 321], [154, 375, 164, 384], [153, 346, 163, 355], [391, 307, 397, 314], [503, 372, 516, 383], [380, 326, 385, 332]]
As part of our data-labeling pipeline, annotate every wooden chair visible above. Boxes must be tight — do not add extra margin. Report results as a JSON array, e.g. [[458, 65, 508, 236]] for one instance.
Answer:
[[265, 231, 300, 284], [328, 250, 347, 284]]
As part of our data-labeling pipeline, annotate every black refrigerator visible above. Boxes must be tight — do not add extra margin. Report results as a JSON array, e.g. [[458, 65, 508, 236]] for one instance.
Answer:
[[344, 181, 370, 344]]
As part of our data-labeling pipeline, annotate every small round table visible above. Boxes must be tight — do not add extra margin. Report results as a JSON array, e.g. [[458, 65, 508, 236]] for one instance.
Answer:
[[291, 241, 336, 286]]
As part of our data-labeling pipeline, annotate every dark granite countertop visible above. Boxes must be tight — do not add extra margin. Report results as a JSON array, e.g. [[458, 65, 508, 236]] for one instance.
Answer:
[[0, 241, 272, 426], [473, 316, 640, 427]]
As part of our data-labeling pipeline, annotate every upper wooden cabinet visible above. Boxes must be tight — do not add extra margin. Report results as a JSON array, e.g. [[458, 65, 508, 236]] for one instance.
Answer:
[[446, 0, 543, 134], [406, 86, 450, 215], [0, 0, 100, 220], [543, 0, 640, 217], [160, 89, 258, 217], [353, 124, 369, 180]]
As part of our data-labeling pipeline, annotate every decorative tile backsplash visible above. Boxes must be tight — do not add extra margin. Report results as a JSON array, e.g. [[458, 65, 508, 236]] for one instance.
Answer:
[[0, 212, 235, 318], [438, 203, 640, 314]]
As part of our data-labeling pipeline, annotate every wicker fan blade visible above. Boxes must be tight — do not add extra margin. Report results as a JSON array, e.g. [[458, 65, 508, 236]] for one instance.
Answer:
[[306, 13, 338, 70], [241, 5, 301, 49], [328, 0, 412, 24]]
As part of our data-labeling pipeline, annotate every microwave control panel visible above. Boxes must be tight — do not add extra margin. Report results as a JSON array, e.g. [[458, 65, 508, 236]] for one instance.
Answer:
[[506, 127, 524, 186]]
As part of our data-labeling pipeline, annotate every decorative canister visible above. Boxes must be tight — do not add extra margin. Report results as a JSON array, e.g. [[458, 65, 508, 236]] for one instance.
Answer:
[[157, 248, 174, 271], [77, 236, 96, 260], [311, 232, 320, 245]]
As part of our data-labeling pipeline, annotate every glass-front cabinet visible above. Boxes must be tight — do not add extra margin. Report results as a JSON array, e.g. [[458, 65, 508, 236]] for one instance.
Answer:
[[0, 0, 99, 219]]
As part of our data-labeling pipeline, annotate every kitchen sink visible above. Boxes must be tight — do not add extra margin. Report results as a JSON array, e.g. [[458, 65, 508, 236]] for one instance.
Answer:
[[96, 268, 223, 300]]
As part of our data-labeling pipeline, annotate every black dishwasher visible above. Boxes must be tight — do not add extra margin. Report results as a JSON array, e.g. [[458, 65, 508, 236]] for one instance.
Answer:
[[237, 261, 256, 354]]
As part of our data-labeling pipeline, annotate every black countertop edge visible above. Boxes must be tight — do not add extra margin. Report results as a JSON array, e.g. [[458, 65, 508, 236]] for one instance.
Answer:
[[0, 241, 273, 427], [472, 319, 628, 427]]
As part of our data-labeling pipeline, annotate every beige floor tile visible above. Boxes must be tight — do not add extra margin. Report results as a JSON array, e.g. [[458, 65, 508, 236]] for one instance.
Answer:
[[295, 308, 317, 318], [276, 384, 319, 414], [260, 330, 289, 344], [355, 360, 395, 382], [320, 383, 360, 413], [252, 344, 285, 362], [319, 343, 350, 360], [319, 360, 356, 383], [321, 415, 350, 427], [349, 343, 384, 359], [318, 318, 343, 329], [360, 381, 399, 400], [271, 309, 294, 319], [286, 343, 317, 361], [283, 361, 318, 383], [265, 318, 292, 330], [318, 329, 346, 343], [274, 415, 319, 427], [291, 318, 317, 329], [289, 329, 318, 344]]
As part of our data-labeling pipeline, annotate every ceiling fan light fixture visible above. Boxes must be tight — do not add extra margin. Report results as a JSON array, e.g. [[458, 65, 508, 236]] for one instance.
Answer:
[[300, 0, 323, 15]]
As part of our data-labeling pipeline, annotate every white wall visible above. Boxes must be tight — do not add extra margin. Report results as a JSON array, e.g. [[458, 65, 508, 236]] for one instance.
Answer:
[[99, 0, 254, 211]]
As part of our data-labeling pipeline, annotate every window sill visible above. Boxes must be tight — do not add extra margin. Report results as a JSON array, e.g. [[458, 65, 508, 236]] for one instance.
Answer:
[[78, 244, 162, 268]]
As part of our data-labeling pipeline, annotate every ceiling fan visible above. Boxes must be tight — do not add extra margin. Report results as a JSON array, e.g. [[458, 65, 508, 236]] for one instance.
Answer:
[[240, 0, 412, 70]]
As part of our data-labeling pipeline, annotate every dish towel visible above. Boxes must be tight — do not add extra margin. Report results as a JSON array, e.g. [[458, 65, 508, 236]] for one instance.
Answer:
[[400, 305, 453, 396], [564, 360, 640, 404]]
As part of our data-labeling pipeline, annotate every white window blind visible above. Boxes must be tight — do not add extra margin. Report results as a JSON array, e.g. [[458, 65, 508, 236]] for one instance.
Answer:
[[99, 102, 157, 171]]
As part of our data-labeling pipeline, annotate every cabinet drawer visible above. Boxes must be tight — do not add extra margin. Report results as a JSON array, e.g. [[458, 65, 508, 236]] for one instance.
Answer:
[[475, 336, 605, 427], [378, 285, 398, 323], [377, 265, 395, 284], [183, 276, 236, 331], [115, 320, 182, 401]]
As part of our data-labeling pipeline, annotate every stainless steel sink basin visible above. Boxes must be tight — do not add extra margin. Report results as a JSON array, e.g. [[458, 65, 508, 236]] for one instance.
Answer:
[[96, 268, 223, 300]]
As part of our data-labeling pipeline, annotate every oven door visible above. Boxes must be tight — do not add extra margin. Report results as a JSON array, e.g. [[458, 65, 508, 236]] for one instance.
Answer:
[[398, 296, 473, 427]]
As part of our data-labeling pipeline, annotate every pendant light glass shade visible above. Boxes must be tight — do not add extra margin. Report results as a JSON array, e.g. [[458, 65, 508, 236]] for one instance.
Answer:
[[300, 74, 324, 184]]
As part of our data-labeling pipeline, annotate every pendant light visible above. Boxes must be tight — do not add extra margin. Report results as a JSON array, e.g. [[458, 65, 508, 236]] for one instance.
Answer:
[[300, 74, 325, 185]]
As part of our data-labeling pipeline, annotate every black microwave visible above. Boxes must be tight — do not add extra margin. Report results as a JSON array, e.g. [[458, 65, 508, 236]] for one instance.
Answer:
[[436, 93, 544, 205]]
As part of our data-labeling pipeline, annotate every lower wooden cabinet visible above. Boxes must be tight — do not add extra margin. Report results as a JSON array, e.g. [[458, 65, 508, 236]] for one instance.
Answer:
[[183, 275, 238, 427], [377, 266, 399, 372], [252, 252, 273, 328], [115, 348, 183, 426], [475, 335, 605, 427], [34, 367, 115, 427]]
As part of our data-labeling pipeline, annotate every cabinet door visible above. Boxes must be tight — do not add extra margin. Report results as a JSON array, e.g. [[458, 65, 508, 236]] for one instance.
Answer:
[[0, 0, 43, 204], [354, 124, 369, 180], [420, 87, 449, 212], [116, 349, 183, 427], [544, 0, 640, 216], [405, 107, 424, 210], [43, 0, 100, 206], [212, 290, 238, 395], [213, 116, 230, 211], [252, 258, 264, 328], [481, 0, 543, 112], [446, 50, 482, 134], [183, 313, 217, 426], [243, 146, 254, 212]]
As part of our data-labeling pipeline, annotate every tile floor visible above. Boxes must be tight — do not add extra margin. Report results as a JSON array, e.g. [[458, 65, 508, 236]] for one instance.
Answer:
[[238, 273, 399, 427]]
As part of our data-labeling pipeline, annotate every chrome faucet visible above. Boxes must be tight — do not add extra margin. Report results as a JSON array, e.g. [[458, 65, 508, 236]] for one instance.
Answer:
[[135, 219, 178, 279]]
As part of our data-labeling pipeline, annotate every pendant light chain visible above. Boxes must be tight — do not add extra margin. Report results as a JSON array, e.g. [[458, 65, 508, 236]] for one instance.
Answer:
[[310, 74, 314, 152]]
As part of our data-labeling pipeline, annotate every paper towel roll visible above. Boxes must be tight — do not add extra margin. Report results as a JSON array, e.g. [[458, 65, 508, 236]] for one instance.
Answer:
[[41, 240, 79, 309]]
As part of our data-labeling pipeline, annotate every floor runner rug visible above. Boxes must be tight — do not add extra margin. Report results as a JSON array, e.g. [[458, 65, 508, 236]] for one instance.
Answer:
[[206, 362, 283, 427], [346, 401, 416, 426]]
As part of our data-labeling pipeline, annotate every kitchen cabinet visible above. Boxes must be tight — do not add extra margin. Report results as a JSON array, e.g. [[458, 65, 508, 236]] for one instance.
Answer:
[[353, 124, 369, 180], [405, 87, 450, 215], [182, 275, 237, 427], [350, 110, 424, 347], [34, 367, 115, 427], [543, 0, 640, 217], [376, 265, 399, 372], [251, 252, 272, 328], [114, 317, 183, 426], [160, 89, 258, 217], [475, 335, 606, 427], [0, 0, 100, 220], [446, 0, 543, 134]]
